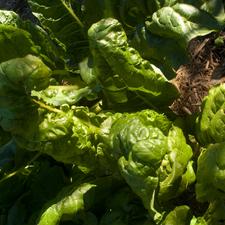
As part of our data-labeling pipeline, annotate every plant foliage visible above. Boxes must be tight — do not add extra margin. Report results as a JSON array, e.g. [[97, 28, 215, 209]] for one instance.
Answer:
[[0, 1, 225, 225]]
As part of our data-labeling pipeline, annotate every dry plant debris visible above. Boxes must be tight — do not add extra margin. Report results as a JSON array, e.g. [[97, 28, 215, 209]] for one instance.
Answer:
[[171, 32, 225, 115]]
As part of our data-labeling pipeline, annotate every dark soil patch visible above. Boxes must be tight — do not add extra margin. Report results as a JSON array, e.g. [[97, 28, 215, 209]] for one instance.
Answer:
[[170, 32, 225, 115]]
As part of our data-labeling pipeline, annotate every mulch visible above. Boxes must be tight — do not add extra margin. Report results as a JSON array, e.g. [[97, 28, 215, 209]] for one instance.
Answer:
[[170, 32, 225, 115]]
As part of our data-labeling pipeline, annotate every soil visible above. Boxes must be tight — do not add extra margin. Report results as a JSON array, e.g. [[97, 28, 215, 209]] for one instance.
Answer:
[[170, 32, 225, 115]]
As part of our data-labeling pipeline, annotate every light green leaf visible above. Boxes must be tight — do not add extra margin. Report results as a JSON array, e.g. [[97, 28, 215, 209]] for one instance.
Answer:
[[37, 183, 96, 225], [162, 205, 192, 225], [196, 84, 225, 145], [32, 86, 92, 106], [158, 126, 194, 201], [190, 216, 207, 225], [79, 57, 97, 85]]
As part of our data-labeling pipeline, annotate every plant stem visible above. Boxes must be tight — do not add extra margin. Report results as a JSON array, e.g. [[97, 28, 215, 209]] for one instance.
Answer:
[[0, 152, 42, 183], [60, 0, 84, 28], [32, 99, 63, 113]]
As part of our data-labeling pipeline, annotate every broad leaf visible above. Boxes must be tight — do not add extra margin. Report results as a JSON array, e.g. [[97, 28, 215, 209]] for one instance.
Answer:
[[146, 3, 221, 48], [88, 18, 179, 107]]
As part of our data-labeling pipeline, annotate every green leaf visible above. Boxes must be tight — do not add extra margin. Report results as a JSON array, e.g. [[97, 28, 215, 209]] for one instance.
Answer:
[[158, 126, 194, 201], [105, 109, 172, 160], [28, 0, 86, 65], [190, 216, 207, 225], [195, 84, 225, 145], [203, 200, 225, 225], [162, 205, 192, 225], [130, 25, 188, 78], [0, 10, 65, 69], [32, 86, 92, 107], [0, 24, 38, 63], [88, 18, 179, 107], [37, 183, 96, 225], [0, 54, 51, 93], [196, 143, 225, 202], [118, 156, 160, 220], [79, 57, 97, 85], [200, 0, 225, 24], [105, 109, 193, 221], [0, 55, 51, 134], [146, 3, 221, 48]]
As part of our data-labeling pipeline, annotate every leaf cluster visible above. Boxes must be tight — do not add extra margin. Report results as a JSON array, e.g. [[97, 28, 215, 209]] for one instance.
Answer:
[[0, 1, 224, 225]]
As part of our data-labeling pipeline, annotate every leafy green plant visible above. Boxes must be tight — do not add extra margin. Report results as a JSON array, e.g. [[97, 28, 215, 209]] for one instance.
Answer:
[[0, 1, 224, 225]]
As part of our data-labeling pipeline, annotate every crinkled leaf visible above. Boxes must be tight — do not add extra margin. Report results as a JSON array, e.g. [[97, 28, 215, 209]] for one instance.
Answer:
[[158, 126, 194, 201], [196, 84, 225, 145], [15, 107, 107, 173], [88, 18, 179, 107], [105, 110, 193, 221], [32, 86, 92, 106], [38, 110, 100, 167], [105, 109, 172, 159]]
